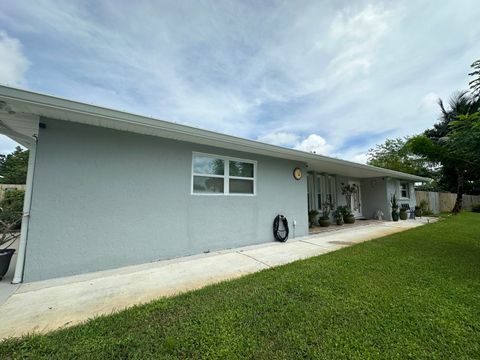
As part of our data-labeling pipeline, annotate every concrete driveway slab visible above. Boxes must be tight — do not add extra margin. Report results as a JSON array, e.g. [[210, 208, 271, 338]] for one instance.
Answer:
[[240, 240, 332, 267]]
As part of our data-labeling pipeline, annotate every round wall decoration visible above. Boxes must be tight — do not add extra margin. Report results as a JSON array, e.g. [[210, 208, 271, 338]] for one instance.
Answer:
[[293, 167, 302, 180]]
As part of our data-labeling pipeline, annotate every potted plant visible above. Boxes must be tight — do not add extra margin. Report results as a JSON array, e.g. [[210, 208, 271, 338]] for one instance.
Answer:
[[343, 206, 356, 224], [336, 205, 355, 224], [0, 190, 24, 281], [340, 183, 358, 210], [0, 217, 22, 281], [318, 202, 331, 227], [414, 206, 422, 217], [308, 209, 319, 228], [340, 183, 358, 224], [332, 207, 344, 225], [390, 193, 399, 221], [399, 207, 408, 220]]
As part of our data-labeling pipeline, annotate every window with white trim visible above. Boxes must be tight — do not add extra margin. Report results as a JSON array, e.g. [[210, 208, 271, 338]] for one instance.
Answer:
[[316, 174, 336, 210], [400, 182, 410, 198], [192, 153, 256, 195], [316, 175, 324, 211], [326, 175, 336, 205]]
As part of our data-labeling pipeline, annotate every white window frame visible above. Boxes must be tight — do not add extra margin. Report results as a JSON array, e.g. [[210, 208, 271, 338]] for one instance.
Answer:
[[327, 175, 337, 206], [316, 175, 324, 211], [191, 152, 257, 196], [399, 182, 410, 199], [316, 174, 336, 210]]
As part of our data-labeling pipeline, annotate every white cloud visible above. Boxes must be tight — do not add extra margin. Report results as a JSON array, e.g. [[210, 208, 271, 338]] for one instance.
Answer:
[[257, 132, 299, 147], [330, 4, 390, 41], [258, 132, 334, 156], [0, 136, 22, 155], [350, 153, 369, 164], [0, 1, 478, 160], [294, 134, 333, 155], [0, 30, 29, 85], [420, 92, 439, 111], [326, 4, 391, 83]]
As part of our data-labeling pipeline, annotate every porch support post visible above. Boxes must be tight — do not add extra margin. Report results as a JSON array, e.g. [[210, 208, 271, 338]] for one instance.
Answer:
[[12, 139, 37, 284]]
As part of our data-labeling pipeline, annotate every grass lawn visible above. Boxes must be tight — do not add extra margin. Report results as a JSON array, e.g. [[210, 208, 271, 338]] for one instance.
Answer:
[[1, 213, 479, 359]]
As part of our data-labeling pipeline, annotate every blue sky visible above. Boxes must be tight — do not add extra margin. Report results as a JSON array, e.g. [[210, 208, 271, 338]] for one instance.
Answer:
[[0, 0, 478, 162]]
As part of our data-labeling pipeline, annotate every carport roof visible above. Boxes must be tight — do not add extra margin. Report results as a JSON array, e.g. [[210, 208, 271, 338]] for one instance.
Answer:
[[0, 85, 429, 181]]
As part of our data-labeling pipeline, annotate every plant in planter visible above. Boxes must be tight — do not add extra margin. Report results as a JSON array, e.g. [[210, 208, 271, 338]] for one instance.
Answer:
[[0, 190, 24, 280], [414, 205, 423, 217], [344, 208, 356, 224], [308, 209, 319, 228], [332, 207, 344, 225], [419, 199, 433, 216], [337, 205, 355, 224], [340, 183, 358, 209], [399, 207, 408, 220], [390, 193, 399, 221], [318, 202, 332, 227], [340, 183, 358, 224]]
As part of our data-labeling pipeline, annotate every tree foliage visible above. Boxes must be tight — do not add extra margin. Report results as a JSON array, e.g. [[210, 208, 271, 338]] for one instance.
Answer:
[[469, 59, 480, 99], [408, 91, 480, 212], [449, 112, 480, 170], [367, 137, 432, 177], [0, 188, 24, 236], [0, 146, 29, 184], [366, 62, 480, 213]]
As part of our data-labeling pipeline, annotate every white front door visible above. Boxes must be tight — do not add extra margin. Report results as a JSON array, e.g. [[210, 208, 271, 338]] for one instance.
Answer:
[[349, 180, 362, 218]]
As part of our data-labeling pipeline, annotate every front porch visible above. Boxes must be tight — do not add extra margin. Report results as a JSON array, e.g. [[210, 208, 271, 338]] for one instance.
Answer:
[[306, 170, 417, 223], [308, 217, 433, 235]]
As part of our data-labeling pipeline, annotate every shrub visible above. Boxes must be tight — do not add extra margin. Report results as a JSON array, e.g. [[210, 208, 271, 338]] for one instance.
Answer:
[[320, 202, 333, 220], [390, 193, 399, 211], [308, 210, 319, 227], [419, 199, 434, 216], [472, 204, 480, 213], [0, 189, 24, 230], [337, 205, 352, 217], [332, 207, 344, 221]]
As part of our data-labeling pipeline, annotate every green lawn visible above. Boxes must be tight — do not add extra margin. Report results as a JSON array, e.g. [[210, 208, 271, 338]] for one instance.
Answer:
[[1, 213, 479, 359]]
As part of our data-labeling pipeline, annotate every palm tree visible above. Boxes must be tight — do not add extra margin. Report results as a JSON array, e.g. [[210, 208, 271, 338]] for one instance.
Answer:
[[432, 92, 480, 213], [425, 91, 477, 140], [469, 59, 480, 100], [409, 91, 480, 214]]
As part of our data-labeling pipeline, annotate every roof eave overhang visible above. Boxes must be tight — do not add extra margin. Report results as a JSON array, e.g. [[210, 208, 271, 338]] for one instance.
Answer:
[[0, 85, 430, 182]]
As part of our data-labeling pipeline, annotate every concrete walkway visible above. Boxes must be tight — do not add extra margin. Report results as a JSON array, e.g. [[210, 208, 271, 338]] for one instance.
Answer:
[[0, 218, 435, 339]]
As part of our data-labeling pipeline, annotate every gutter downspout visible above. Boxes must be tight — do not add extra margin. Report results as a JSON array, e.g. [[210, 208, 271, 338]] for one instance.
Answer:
[[12, 138, 37, 284]]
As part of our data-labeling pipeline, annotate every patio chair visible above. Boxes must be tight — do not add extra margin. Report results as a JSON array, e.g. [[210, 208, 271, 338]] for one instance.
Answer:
[[401, 203, 415, 219]]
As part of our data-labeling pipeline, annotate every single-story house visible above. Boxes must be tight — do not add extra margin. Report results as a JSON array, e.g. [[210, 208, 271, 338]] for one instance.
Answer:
[[0, 86, 427, 282]]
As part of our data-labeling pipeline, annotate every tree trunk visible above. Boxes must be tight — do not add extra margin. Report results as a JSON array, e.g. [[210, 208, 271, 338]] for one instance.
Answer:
[[452, 169, 464, 214]]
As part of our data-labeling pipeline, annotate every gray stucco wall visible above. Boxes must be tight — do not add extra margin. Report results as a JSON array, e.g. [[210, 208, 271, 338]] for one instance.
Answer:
[[24, 118, 308, 282], [360, 178, 389, 220], [386, 179, 417, 220]]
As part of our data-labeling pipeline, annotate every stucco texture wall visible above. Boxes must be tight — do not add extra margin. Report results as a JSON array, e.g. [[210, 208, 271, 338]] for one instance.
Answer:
[[360, 178, 389, 220], [386, 179, 417, 220], [23, 118, 308, 282]]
